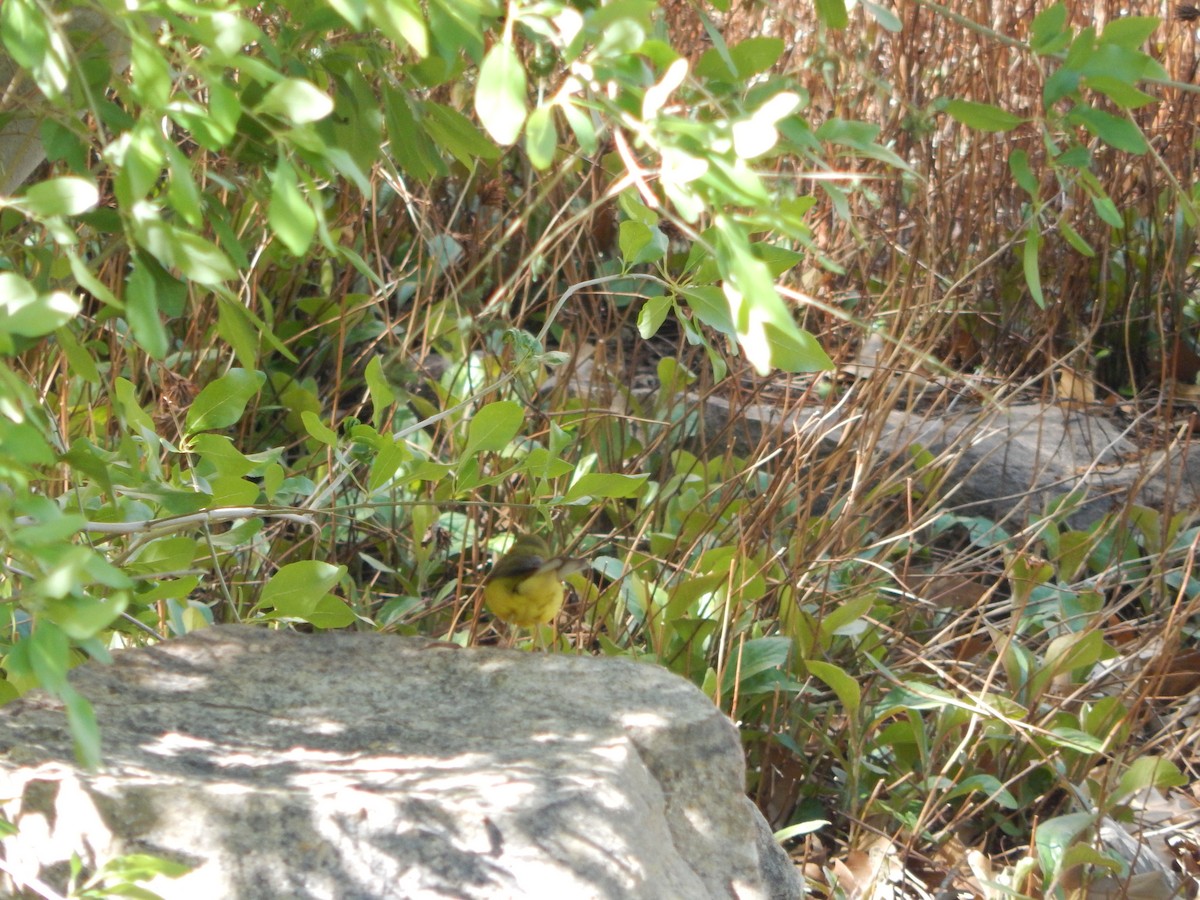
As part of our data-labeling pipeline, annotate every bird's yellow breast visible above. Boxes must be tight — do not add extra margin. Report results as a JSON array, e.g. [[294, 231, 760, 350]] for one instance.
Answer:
[[483, 570, 566, 628]]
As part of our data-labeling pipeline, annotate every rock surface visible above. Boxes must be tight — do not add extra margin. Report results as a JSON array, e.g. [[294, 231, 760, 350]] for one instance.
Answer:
[[0, 626, 802, 900]]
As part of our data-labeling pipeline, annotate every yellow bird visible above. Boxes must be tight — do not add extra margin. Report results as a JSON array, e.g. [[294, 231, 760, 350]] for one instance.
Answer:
[[483, 535, 588, 628]]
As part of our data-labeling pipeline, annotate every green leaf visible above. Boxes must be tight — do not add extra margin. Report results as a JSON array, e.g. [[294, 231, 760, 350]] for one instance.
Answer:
[[1031, 3, 1070, 54], [185, 368, 265, 434], [0, 274, 80, 338], [862, 1, 902, 32], [722, 636, 793, 696], [1084, 75, 1156, 109], [462, 400, 524, 458], [1035, 812, 1095, 881], [1023, 223, 1045, 309], [1, 0, 69, 102], [475, 42, 528, 146], [425, 102, 502, 165], [55, 327, 100, 384], [1091, 192, 1124, 228], [22, 177, 99, 217], [1058, 217, 1096, 257], [730, 37, 786, 75], [125, 258, 170, 360], [258, 561, 346, 618], [328, 0, 366, 28], [301, 411, 338, 445], [269, 158, 317, 255], [1099, 16, 1159, 49], [258, 78, 334, 125], [637, 295, 671, 339], [302, 594, 358, 629], [368, 437, 410, 493], [28, 622, 69, 694], [64, 688, 101, 770], [367, 0, 428, 57], [563, 472, 649, 503], [717, 221, 834, 374], [806, 660, 861, 715], [814, 0, 848, 29], [945, 100, 1024, 132], [525, 105, 557, 170], [364, 356, 396, 426], [384, 86, 445, 181], [1067, 105, 1147, 153], [1009, 149, 1038, 197], [169, 228, 238, 285], [1114, 756, 1186, 800], [560, 100, 598, 154]]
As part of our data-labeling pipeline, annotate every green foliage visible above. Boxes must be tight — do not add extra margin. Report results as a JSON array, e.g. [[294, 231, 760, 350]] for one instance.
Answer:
[[1, 0, 1197, 893], [0, 0, 861, 764]]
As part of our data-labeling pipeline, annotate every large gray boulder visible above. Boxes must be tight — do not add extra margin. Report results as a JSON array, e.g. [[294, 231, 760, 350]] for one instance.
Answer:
[[0, 626, 802, 899]]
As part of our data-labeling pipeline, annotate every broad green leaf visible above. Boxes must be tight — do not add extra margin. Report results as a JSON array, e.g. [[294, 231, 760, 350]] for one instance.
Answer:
[[1044, 726, 1105, 753], [475, 42, 528, 146], [364, 356, 396, 427], [862, 1, 902, 32], [462, 400, 524, 458], [368, 437, 409, 493], [1058, 217, 1095, 257], [945, 100, 1024, 132], [1031, 3, 1070, 54], [717, 220, 833, 374], [806, 660, 861, 715], [269, 158, 317, 255], [560, 99, 598, 154], [64, 688, 101, 769], [384, 86, 445, 181], [425, 102, 502, 165], [1099, 16, 1159, 49], [130, 33, 171, 108], [27, 622, 70, 694], [22, 177, 98, 217], [1, 0, 70, 101], [730, 37, 786, 75], [1044, 68, 1081, 106], [814, 0, 848, 29], [1068, 105, 1147, 154], [563, 472, 649, 503], [185, 368, 265, 434], [721, 636, 793, 696], [125, 257, 169, 359], [55, 327, 100, 384], [170, 228, 237, 285], [367, 0, 428, 57], [46, 593, 127, 640], [1091, 192, 1124, 228], [819, 595, 874, 639], [733, 92, 801, 159], [637, 295, 671, 339], [681, 285, 735, 335], [1084, 75, 1156, 109], [258, 78, 334, 125], [943, 774, 1018, 809], [258, 561, 346, 617], [303, 594, 358, 628], [1008, 149, 1038, 197], [1114, 756, 1186, 800], [1034, 811, 1095, 882], [0, 275, 80, 338], [525, 105, 557, 170], [301, 411, 338, 445]]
